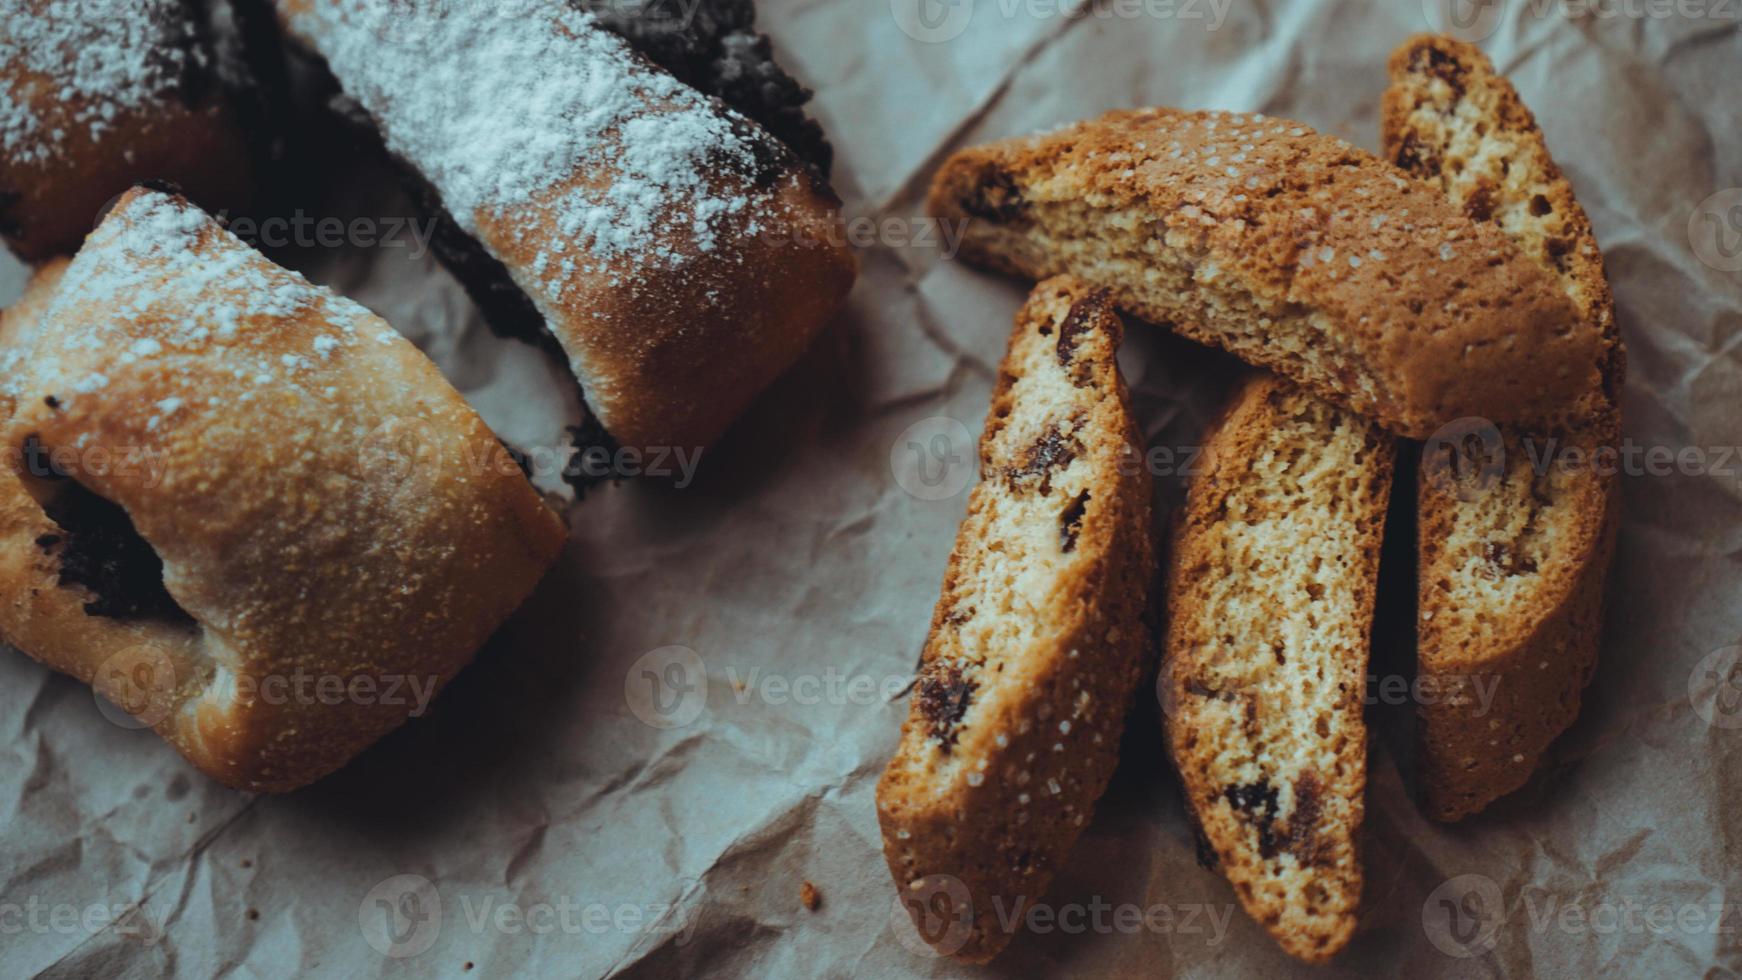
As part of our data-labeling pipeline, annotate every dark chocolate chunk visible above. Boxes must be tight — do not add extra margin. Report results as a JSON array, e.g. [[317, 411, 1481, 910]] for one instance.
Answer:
[[916, 661, 976, 752], [1413, 44, 1468, 97], [1007, 422, 1079, 494], [1055, 295, 1103, 367], [1224, 774, 1327, 862], [962, 170, 1026, 224], [1059, 490, 1090, 553], [1392, 134, 1439, 177], [1463, 183, 1496, 223]]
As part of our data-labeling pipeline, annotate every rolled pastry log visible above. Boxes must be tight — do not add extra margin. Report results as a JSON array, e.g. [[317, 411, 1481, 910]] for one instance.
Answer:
[[0, 0, 256, 261], [0, 187, 567, 793], [275, 0, 858, 453]]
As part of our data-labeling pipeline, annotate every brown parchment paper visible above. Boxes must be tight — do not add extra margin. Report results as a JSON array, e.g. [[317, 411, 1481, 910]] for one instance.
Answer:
[[2, 1, 1740, 976]]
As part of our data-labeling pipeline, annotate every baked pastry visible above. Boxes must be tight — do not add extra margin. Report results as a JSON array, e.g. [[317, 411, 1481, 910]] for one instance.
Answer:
[[1162, 375, 1395, 963], [0, 0, 257, 262], [1383, 35, 1624, 821], [272, 0, 857, 454], [927, 108, 1604, 440], [0, 187, 567, 793], [877, 277, 1154, 963], [586, 0, 833, 176]]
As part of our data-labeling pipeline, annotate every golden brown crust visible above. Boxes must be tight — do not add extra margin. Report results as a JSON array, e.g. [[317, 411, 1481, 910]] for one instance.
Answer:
[[928, 107, 1603, 440], [1385, 35, 1624, 821], [1163, 376, 1393, 963], [276, 0, 857, 454], [0, 0, 255, 262], [876, 277, 1154, 963], [477, 170, 857, 452], [0, 189, 567, 793]]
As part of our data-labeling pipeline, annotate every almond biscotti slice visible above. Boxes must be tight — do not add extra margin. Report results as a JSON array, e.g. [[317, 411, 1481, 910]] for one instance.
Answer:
[[877, 277, 1154, 963], [928, 107, 1604, 440], [1163, 375, 1396, 963], [1384, 34, 1625, 821]]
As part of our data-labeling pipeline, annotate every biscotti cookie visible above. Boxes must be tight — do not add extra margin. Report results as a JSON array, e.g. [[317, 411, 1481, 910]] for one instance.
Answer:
[[1383, 35, 1624, 821], [0, 188, 567, 793], [273, 0, 856, 455], [927, 107, 1604, 440], [1163, 375, 1395, 963], [878, 277, 1154, 963], [0, 0, 257, 261]]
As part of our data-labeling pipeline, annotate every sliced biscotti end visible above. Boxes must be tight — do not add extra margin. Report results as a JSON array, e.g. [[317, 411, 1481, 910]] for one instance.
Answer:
[[1163, 375, 1396, 963], [1387, 34, 1624, 820], [878, 277, 1154, 963], [1383, 34, 1624, 399], [928, 107, 1602, 440], [1415, 395, 1620, 822]]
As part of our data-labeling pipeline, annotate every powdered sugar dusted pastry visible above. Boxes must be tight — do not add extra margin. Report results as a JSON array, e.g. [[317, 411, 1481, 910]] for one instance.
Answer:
[[588, 0, 833, 176], [928, 108, 1603, 440], [0, 188, 567, 793], [0, 0, 256, 261], [274, 0, 856, 453], [878, 277, 1154, 963]]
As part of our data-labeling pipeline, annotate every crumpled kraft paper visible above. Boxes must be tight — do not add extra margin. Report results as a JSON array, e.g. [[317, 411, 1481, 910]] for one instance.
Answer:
[[2, 1, 1739, 977]]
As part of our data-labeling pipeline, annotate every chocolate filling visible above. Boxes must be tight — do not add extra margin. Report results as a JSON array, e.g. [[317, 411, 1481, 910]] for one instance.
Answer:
[[580, 0, 834, 176], [563, 411, 623, 498], [23, 437, 192, 623]]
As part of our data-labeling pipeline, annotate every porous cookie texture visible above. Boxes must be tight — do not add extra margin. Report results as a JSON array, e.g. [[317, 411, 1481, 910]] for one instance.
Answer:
[[1384, 34, 1623, 822], [0, 0, 255, 260], [928, 106, 1603, 440], [276, 0, 855, 453], [877, 277, 1154, 964], [0, 189, 567, 793], [1163, 375, 1395, 963]]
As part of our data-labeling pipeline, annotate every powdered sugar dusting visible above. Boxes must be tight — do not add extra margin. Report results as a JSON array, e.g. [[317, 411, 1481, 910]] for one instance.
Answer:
[[282, 0, 762, 286], [10, 190, 376, 410], [0, 0, 204, 165]]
